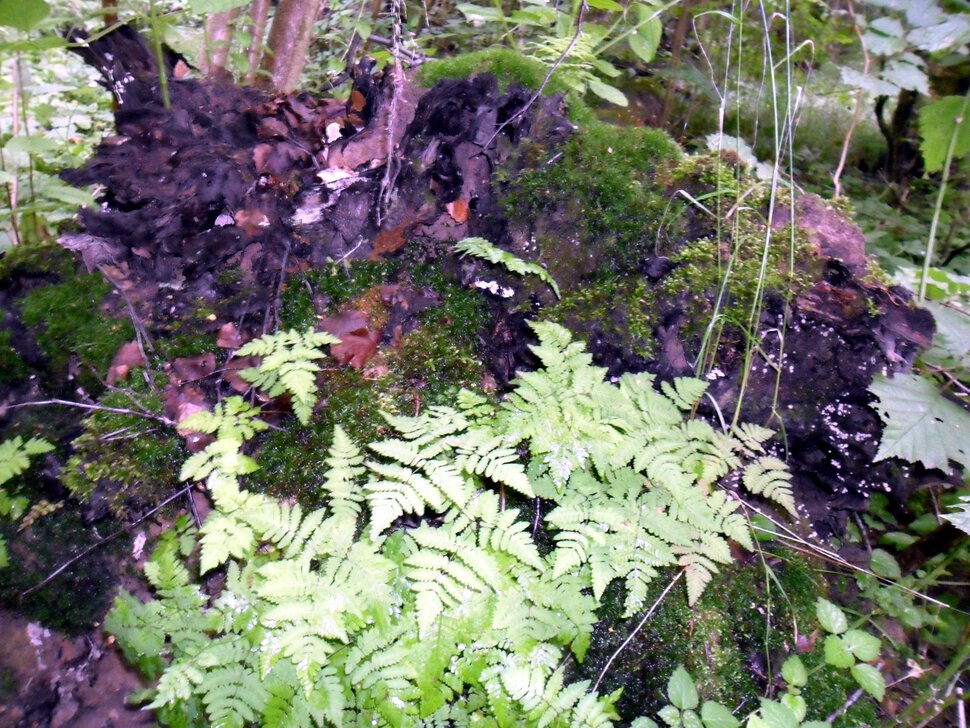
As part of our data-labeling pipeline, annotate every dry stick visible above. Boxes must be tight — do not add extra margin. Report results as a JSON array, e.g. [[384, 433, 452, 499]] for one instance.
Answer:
[[21, 484, 194, 598], [832, 0, 868, 199], [592, 568, 684, 693], [480, 0, 589, 153], [376, 0, 406, 227], [2, 398, 174, 426], [827, 685, 866, 724]]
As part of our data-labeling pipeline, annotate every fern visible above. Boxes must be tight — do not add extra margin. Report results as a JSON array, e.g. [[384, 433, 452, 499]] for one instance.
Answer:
[[455, 236, 561, 298], [179, 396, 268, 442], [236, 328, 340, 425], [107, 321, 800, 726]]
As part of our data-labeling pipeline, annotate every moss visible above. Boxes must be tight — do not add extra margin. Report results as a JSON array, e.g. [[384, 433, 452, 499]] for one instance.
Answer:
[[418, 48, 566, 94], [0, 241, 75, 282], [61, 376, 185, 515], [502, 119, 681, 279], [156, 304, 221, 360], [0, 504, 125, 633], [0, 329, 29, 385], [578, 547, 827, 722], [280, 260, 400, 331], [18, 272, 134, 388]]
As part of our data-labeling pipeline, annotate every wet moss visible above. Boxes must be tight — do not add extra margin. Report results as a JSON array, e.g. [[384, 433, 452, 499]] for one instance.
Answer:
[[418, 48, 566, 94], [280, 260, 400, 331], [578, 548, 827, 722], [0, 329, 30, 385], [0, 503, 125, 633], [0, 241, 75, 282], [502, 119, 681, 279], [18, 272, 134, 389], [61, 376, 185, 516]]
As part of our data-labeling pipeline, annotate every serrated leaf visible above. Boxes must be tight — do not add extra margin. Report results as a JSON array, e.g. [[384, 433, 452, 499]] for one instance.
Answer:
[[869, 548, 902, 579], [757, 699, 798, 728], [944, 496, 970, 535], [816, 598, 848, 634], [907, 16, 970, 53], [667, 665, 699, 711], [700, 700, 739, 728], [456, 2, 506, 22], [843, 629, 881, 662], [883, 59, 929, 95], [919, 95, 970, 173], [823, 635, 856, 669], [850, 663, 886, 700], [840, 66, 899, 96], [870, 374, 970, 470], [780, 693, 807, 722], [781, 656, 807, 687], [0, 0, 49, 30], [455, 237, 560, 298]]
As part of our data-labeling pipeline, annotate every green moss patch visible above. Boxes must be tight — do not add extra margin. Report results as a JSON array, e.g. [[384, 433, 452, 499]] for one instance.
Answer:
[[418, 48, 564, 93]]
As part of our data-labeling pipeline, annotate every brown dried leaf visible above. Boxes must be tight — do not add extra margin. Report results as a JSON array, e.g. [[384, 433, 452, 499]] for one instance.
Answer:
[[446, 198, 469, 223], [216, 322, 245, 349], [169, 353, 216, 385], [223, 355, 259, 393], [106, 341, 147, 385]]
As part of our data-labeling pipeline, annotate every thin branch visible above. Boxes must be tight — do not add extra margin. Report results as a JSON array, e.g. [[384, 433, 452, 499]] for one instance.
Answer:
[[1, 398, 174, 426], [832, 0, 868, 199], [20, 484, 195, 598], [481, 0, 589, 152], [592, 568, 684, 693]]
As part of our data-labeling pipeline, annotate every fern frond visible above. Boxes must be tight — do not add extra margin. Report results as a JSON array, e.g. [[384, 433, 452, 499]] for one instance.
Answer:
[[179, 396, 268, 443], [661, 377, 708, 410], [453, 428, 533, 497], [677, 552, 719, 606], [322, 425, 366, 519], [0, 436, 54, 486], [236, 328, 339, 425], [343, 625, 415, 693], [731, 421, 776, 454], [455, 236, 560, 298], [199, 512, 256, 573], [200, 664, 269, 727], [742, 455, 797, 516]]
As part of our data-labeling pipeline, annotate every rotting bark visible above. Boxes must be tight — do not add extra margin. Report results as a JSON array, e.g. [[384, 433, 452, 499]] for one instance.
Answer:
[[257, 0, 326, 93]]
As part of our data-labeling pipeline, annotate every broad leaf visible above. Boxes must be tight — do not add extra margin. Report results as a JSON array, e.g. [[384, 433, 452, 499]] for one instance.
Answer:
[[189, 0, 251, 12], [869, 548, 901, 580], [816, 598, 848, 635], [700, 701, 739, 728], [586, 79, 629, 107], [919, 95, 970, 172], [667, 666, 698, 711], [850, 663, 886, 700], [0, 0, 49, 30], [870, 373, 970, 470], [944, 496, 970, 535], [781, 656, 807, 688], [843, 629, 882, 662], [823, 635, 856, 669]]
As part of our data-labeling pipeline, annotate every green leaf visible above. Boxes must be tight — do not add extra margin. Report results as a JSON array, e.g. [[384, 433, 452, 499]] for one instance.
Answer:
[[0, 0, 49, 30], [586, 0, 623, 10], [944, 496, 970, 535], [781, 656, 807, 688], [816, 598, 848, 635], [757, 699, 798, 728], [4, 135, 61, 154], [631, 719, 661, 728], [700, 700, 739, 728], [850, 663, 886, 700], [455, 3, 506, 22], [869, 548, 902, 580], [843, 629, 881, 662], [919, 95, 970, 173], [907, 16, 970, 53], [658, 705, 682, 726], [667, 666, 699, 711], [823, 635, 856, 669], [869, 374, 970, 470], [839, 66, 899, 96], [780, 693, 806, 723], [586, 79, 629, 107], [189, 0, 251, 12], [454, 237, 560, 297]]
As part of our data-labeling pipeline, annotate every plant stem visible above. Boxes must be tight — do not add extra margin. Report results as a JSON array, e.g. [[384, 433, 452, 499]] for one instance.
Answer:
[[919, 88, 970, 302], [889, 629, 970, 726], [148, 0, 171, 109]]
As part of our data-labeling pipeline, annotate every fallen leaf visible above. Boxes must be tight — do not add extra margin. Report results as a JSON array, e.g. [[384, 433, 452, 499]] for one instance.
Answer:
[[446, 199, 469, 223], [216, 322, 245, 349], [106, 341, 147, 385], [224, 355, 259, 393], [169, 353, 216, 385], [234, 208, 271, 235], [320, 309, 380, 369]]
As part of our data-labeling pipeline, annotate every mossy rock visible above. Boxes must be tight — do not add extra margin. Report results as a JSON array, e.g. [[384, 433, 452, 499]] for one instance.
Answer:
[[418, 48, 568, 95]]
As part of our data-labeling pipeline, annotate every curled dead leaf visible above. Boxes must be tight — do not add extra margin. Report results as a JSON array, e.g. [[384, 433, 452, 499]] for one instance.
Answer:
[[446, 199, 469, 223], [106, 341, 147, 385]]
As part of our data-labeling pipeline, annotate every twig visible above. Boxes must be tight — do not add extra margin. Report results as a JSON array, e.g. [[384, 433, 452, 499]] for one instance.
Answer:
[[827, 684, 866, 723], [1, 398, 174, 426], [592, 568, 684, 693], [20, 484, 195, 598], [376, 0, 406, 227], [481, 0, 589, 152], [832, 0, 868, 199]]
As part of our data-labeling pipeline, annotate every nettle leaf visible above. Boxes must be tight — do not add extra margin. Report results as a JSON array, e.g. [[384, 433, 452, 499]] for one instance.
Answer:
[[919, 95, 970, 173], [907, 15, 970, 52], [839, 66, 899, 96], [781, 656, 808, 688], [700, 700, 739, 728], [870, 373, 970, 471], [667, 666, 699, 711], [823, 635, 856, 669], [843, 629, 882, 662], [850, 663, 886, 701], [816, 598, 848, 635], [869, 548, 902, 580], [883, 59, 929, 95], [0, 0, 49, 30]]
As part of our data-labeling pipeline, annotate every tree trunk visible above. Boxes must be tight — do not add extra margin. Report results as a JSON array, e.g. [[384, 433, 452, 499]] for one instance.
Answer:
[[245, 0, 272, 85], [199, 8, 242, 76], [257, 0, 325, 93]]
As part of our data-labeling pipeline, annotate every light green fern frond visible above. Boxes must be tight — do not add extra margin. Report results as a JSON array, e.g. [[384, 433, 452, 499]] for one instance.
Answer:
[[179, 396, 268, 443], [0, 436, 53, 486], [455, 236, 560, 298], [742, 455, 797, 516], [236, 328, 340, 425], [321, 426, 366, 520]]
